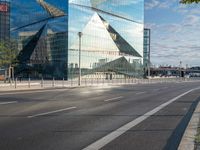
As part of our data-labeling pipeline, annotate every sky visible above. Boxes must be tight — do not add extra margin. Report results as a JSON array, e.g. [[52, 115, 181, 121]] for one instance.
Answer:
[[145, 0, 200, 67], [10, 0, 67, 33]]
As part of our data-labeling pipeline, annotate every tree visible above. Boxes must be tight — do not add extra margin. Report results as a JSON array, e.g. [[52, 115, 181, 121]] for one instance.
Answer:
[[181, 0, 200, 3], [0, 40, 18, 68]]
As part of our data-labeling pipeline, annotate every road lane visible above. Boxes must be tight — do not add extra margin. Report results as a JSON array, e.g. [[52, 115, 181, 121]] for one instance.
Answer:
[[0, 82, 200, 150], [83, 87, 200, 150]]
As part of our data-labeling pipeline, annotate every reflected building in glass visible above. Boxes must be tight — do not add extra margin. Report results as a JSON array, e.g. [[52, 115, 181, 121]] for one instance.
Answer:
[[0, 0, 10, 42], [68, 0, 144, 79], [10, 0, 68, 79], [143, 28, 151, 77], [9, 0, 144, 79]]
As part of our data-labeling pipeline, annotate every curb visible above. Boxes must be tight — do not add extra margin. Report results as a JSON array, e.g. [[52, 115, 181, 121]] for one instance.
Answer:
[[178, 101, 200, 150]]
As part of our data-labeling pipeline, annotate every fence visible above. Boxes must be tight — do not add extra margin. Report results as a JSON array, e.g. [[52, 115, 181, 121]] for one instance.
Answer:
[[0, 77, 200, 90]]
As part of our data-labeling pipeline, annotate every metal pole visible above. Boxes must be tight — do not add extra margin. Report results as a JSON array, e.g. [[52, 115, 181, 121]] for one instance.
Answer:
[[28, 77, 30, 88], [41, 77, 43, 88], [62, 77, 64, 87], [180, 61, 182, 78], [52, 77, 55, 87], [78, 32, 83, 86], [14, 78, 17, 89], [148, 29, 151, 77]]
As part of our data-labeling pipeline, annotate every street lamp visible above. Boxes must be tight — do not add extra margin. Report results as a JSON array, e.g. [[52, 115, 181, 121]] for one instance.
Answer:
[[78, 32, 83, 86], [179, 61, 182, 77], [148, 29, 151, 77]]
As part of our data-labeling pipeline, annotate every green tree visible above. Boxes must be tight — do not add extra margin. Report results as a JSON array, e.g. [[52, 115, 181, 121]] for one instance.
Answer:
[[181, 0, 200, 3], [0, 40, 18, 68]]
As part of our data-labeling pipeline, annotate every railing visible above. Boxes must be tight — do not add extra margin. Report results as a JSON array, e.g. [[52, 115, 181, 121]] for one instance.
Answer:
[[0, 77, 200, 90]]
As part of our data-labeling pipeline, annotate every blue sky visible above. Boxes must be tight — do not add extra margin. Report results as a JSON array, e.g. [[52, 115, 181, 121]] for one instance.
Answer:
[[10, 0, 67, 33], [145, 0, 200, 67]]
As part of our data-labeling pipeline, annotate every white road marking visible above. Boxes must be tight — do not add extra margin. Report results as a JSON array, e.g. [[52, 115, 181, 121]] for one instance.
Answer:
[[162, 87, 168, 89], [27, 107, 77, 118], [104, 96, 123, 102], [82, 87, 200, 150], [81, 90, 107, 94], [0, 89, 69, 96], [153, 89, 159, 92], [0, 101, 18, 105], [135, 92, 146, 95]]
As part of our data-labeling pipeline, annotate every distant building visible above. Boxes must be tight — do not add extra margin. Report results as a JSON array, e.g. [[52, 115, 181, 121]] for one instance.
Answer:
[[18, 30, 68, 78], [18, 31, 48, 64], [0, 0, 10, 42], [143, 28, 151, 76], [47, 30, 68, 78]]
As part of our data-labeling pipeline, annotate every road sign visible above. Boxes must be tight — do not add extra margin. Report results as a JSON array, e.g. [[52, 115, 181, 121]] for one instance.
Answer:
[[0, 4, 8, 12]]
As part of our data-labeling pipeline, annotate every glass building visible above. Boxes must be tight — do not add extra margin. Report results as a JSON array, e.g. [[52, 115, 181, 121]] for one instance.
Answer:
[[0, 0, 10, 42], [68, 0, 144, 79], [143, 28, 151, 77], [10, 0, 68, 79], [7, 0, 144, 79]]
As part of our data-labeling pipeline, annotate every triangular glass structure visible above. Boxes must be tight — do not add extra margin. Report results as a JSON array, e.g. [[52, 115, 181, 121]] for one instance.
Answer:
[[90, 56, 137, 76], [98, 14, 141, 57], [16, 24, 46, 64], [70, 13, 119, 53], [70, 13, 141, 58]]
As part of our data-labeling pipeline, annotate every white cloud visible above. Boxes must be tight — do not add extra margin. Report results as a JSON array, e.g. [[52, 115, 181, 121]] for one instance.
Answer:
[[145, 0, 177, 10], [145, 0, 160, 10], [110, 0, 143, 6], [145, 0, 200, 66]]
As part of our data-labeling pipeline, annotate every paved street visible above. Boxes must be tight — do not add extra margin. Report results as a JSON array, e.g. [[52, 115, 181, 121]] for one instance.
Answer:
[[0, 82, 200, 150]]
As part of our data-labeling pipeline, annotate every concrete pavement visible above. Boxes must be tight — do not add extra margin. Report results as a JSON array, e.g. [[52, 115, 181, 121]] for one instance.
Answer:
[[0, 82, 200, 150]]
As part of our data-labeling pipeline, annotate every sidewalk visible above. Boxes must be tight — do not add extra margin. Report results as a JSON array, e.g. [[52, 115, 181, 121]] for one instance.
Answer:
[[178, 101, 200, 150]]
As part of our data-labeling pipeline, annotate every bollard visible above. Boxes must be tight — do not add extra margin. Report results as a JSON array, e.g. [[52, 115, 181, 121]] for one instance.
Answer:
[[41, 78, 43, 88], [62, 78, 64, 88], [52, 77, 55, 87], [14, 78, 17, 89], [28, 77, 30, 88]]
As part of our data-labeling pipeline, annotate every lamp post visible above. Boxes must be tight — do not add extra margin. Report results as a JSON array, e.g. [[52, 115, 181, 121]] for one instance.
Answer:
[[179, 61, 182, 77], [148, 29, 151, 77], [78, 32, 83, 86]]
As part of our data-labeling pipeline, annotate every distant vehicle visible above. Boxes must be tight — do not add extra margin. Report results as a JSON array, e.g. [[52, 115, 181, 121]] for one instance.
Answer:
[[189, 73, 200, 77], [185, 74, 190, 78], [0, 68, 5, 81], [0, 75, 5, 81]]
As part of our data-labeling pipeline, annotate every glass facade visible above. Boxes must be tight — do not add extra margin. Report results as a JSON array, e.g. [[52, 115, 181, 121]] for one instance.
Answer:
[[10, 0, 68, 79], [143, 28, 150, 76], [3, 0, 144, 79], [0, 0, 10, 42], [68, 0, 144, 79]]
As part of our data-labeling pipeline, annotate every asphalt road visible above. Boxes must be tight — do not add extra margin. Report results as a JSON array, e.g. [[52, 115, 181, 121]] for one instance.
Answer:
[[0, 81, 200, 150]]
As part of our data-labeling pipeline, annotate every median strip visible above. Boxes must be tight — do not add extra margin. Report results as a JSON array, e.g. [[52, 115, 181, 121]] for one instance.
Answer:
[[0, 101, 18, 105], [104, 96, 123, 102], [83, 87, 200, 150], [27, 107, 77, 118]]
